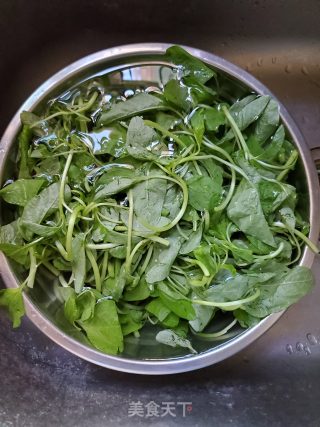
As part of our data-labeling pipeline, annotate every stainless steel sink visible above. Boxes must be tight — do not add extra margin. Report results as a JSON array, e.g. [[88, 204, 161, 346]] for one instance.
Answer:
[[0, 0, 320, 425]]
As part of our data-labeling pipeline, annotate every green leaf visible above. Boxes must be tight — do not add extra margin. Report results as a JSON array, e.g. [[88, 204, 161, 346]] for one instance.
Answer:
[[189, 302, 215, 332], [200, 158, 223, 186], [204, 274, 260, 303], [146, 298, 171, 321], [103, 264, 127, 300], [21, 182, 69, 237], [164, 79, 191, 111], [155, 112, 178, 130], [78, 299, 123, 355], [204, 107, 225, 131], [194, 245, 218, 275], [231, 95, 270, 129], [64, 292, 80, 324], [0, 179, 45, 206], [227, 179, 275, 246], [145, 229, 182, 284], [0, 220, 23, 245], [166, 45, 215, 84], [262, 125, 285, 161], [126, 116, 167, 161], [95, 174, 136, 199], [234, 309, 260, 328], [0, 287, 25, 328], [162, 312, 180, 328], [132, 172, 167, 229], [19, 221, 61, 237], [258, 181, 296, 216], [159, 287, 195, 321], [76, 290, 96, 322], [97, 93, 164, 126], [279, 206, 296, 229], [0, 242, 29, 265], [243, 266, 314, 318], [252, 99, 279, 144], [123, 278, 150, 301], [187, 176, 222, 212], [179, 223, 203, 255], [156, 329, 197, 354], [120, 310, 143, 336], [190, 109, 205, 144], [224, 96, 270, 140]]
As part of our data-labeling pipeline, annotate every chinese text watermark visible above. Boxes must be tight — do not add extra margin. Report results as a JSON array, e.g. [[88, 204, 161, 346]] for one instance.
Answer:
[[128, 401, 193, 418]]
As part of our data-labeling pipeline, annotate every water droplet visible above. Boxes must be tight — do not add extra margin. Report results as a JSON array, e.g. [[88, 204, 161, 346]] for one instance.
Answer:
[[124, 89, 134, 98], [296, 342, 304, 352], [257, 58, 263, 67], [306, 333, 318, 345], [285, 64, 292, 73], [286, 344, 294, 355], [301, 65, 309, 76], [271, 57, 277, 64], [304, 345, 312, 355]]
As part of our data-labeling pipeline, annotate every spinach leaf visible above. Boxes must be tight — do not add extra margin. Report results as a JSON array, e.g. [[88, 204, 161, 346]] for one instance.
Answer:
[[159, 290, 196, 321], [187, 176, 222, 212], [146, 298, 171, 321], [19, 221, 61, 237], [126, 116, 167, 161], [179, 223, 203, 255], [252, 98, 279, 144], [21, 182, 65, 228], [204, 107, 225, 131], [95, 173, 136, 199], [0, 179, 45, 206], [0, 287, 25, 328], [145, 229, 182, 283], [258, 181, 296, 216], [0, 220, 23, 245], [78, 299, 123, 355], [120, 310, 144, 336], [0, 240, 29, 265], [190, 109, 205, 143], [123, 278, 150, 301], [189, 302, 215, 332], [224, 96, 270, 140], [97, 93, 164, 126], [243, 266, 314, 318], [227, 179, 275, 246], [164, 79, 192, 111], [156, 329, 197, 354], [132, 172, 167, 228], [166, 45, 215, 84], [234, 309, 260, 328]]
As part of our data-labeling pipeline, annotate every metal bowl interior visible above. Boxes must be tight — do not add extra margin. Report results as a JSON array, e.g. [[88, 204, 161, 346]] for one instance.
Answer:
[[0, 44, 318, 374]]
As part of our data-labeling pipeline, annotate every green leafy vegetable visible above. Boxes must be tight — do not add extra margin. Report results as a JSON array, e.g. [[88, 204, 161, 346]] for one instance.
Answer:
[[0, 45, 316, 356], [0, 179, 45, 206], [0, 287, 25, 327]]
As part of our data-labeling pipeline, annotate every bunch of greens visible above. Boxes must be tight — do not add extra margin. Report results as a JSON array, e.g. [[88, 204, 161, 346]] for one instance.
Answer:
[[0, 46, 317, 355]]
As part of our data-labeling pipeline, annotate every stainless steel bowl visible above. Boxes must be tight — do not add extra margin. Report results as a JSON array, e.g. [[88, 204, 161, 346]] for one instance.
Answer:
[[0, 43, 319, 374]]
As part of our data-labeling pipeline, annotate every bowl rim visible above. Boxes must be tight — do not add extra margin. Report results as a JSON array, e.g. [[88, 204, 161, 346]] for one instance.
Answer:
[[0, 42, 318, 374]]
